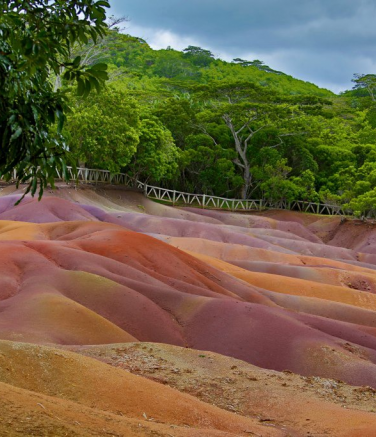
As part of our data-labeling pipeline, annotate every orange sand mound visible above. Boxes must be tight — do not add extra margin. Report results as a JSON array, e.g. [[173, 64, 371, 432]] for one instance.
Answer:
[[0, 340, 282, 436], [0, 292, 137, 345], [0, 383, 234, 437], [186, 250, 376, 311], [4, 190, 376, 434], [3, 194, 376, 393], [74, 342, 376, 437], [0, 219, 122, 241], [2, 217, 376, 389], [165, 236, 376, 275]]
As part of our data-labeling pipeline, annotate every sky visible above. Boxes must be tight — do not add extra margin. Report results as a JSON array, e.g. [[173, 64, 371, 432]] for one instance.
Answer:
[[108, 0, 376, 93]]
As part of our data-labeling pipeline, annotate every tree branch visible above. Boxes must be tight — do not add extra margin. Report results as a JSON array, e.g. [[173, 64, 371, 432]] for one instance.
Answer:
[[243, 124, 267, 155], [194, 124, 218, 146], [233, 158, 245, 169], [268, 131, 308, 149]]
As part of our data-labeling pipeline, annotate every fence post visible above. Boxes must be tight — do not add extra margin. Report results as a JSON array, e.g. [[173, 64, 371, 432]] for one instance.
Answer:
[[202, 194, 206, 209], [173, 190, 176, 206]]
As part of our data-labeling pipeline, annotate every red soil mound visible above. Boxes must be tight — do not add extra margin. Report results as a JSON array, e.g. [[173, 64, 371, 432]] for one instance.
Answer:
[[2, 194, 376, 391], [1, 222, 376, 389], [327, 220, 376, 253], [254, 208, 332, 226]]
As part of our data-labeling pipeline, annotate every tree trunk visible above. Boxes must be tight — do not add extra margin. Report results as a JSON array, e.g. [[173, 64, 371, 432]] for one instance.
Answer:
[[241, 164, 252, 199]]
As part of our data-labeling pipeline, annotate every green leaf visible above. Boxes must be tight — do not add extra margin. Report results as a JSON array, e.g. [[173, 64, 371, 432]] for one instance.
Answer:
[[77, 78, 86, 96], [31, 176, 38, 196], [38, 184, 44, 201], [83, 79, 92, 98], [89, 70, 108, 81], [90, 63, 108, 71], [56, 109, 65, 133], [10, 127, 22, 141], [73, 55, 82, 67], [90, 76, 101, 93]]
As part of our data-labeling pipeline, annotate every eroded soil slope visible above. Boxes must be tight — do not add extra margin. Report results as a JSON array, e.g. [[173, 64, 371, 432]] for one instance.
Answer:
[[1, 185, 376, 435]]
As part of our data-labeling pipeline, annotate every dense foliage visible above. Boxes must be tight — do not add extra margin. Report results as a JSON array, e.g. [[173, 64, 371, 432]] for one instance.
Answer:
[[0, 0, 110, 199], [63, 32, 376, 215], [63, 30, 376, 215], [66, 88, 140, 173], [3, 13, 376, 215]]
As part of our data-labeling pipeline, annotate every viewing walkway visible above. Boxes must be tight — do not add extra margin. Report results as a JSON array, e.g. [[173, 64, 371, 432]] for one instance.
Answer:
[[62, 166, 347, 216]]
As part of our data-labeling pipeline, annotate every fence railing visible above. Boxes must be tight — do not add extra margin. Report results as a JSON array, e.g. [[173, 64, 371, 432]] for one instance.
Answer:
[[144, 185, 346, 215], [54, 166, 349, 216], [1, 166, 347, 216], [59, 167, 145, 190]]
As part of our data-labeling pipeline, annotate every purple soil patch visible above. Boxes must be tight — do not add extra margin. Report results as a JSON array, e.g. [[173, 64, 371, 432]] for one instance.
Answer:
[[183, 207, 322, 243], [184, 298, 376, 388], [0, 197, 98, 223]]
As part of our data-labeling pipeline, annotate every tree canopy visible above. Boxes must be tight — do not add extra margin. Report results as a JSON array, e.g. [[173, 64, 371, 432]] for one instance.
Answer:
[[0, 0, 110, 199], [2, 18, 376, 216], [78, 31, 374, 215]]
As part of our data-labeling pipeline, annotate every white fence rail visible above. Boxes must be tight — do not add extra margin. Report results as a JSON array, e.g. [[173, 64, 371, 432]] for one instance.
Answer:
[[1, 166, 347, 216], [60, 167, 145, 189], [144, 186, 346, 215], [55, 166, 348, 216]]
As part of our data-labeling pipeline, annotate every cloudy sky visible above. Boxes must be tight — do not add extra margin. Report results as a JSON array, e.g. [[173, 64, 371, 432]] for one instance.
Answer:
[[109, 0, 376, 93]]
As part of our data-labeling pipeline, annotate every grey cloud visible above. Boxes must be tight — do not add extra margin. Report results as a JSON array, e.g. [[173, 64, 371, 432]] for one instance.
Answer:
[[109, 0, 376, 92]]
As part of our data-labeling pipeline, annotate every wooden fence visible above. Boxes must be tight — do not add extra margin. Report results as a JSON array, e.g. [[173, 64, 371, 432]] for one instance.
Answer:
[[59, 167, 145, 190], [57, 166, 348, 216]]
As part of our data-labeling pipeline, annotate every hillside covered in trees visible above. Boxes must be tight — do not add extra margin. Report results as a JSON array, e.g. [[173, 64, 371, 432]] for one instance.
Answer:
[[63, 29, 376, 216]]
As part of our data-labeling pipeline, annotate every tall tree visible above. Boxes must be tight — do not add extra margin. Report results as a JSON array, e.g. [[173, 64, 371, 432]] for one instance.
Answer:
[[195, 80, 319, 198], [128, 118, 180, 183], [65, 87, 140, 173], [183, 46, 215, 67], [352, 74, 376, 102]]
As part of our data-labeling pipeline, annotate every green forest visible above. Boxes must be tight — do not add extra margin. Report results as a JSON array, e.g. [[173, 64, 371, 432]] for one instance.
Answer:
[[62, 29, 376, 216], [2, 3, 376, 216]]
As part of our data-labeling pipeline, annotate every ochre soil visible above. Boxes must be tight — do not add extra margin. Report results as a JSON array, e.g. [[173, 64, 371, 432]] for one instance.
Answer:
[[71, 342, 376, 437], [0, 340, 281, 437], [1, 184, 376, 435]]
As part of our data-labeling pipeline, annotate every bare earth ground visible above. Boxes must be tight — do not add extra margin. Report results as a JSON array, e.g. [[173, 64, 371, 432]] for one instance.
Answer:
[[69, 342, 376, 437], [1, 183, 376, 435]]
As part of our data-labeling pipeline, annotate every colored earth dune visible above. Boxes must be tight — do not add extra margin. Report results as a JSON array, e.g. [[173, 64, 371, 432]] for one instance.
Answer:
[[1, 184, 376, 436]]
